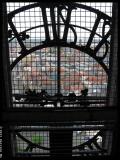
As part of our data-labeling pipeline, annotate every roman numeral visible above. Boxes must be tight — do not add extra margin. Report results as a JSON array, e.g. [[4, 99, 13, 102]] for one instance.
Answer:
[[41, 6, 58, 42], [86, 16, 101, 48], [62, 6, 75, 41], [50, 6, 58, 40], [41, 5, 76, 43], [94, 30, 111, 54], [41, 7, 50, 41]]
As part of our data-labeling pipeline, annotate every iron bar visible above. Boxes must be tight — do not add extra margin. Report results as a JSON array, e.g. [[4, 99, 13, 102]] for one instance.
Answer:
[[57, 6, 61, 94]]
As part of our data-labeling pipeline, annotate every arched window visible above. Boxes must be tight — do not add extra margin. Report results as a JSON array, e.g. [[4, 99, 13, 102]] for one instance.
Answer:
[[1, 2, 117, 159]]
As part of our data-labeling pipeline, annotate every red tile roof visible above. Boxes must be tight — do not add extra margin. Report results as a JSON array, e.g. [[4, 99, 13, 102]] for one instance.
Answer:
[[63, 85, 84, 91]]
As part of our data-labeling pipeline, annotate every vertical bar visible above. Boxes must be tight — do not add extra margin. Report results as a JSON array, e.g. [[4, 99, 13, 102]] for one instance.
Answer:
[[50, 130, 72, 157], [2, 2, 13, 109], [11, 127, 17, 157], [62, 6, 72, 42], [108, 3, 118, 157], [2, 125, 13, 159], [50, 6, 58, 40], [107, 3, 118, 107], [57, 6, 61, 94], [41, 6, 50, 41], [2, 3, 13, 159], [102, 3, 118, 157]]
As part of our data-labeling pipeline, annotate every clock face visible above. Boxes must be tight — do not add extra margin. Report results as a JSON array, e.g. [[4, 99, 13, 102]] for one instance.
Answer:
[[7, 2, 112, 108], [7, 2, 112, 156], [8, 2, 111, 104]]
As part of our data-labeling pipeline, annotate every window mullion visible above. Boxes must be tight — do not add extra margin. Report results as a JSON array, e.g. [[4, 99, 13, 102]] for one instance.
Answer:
[[57, 6, 61, 94]]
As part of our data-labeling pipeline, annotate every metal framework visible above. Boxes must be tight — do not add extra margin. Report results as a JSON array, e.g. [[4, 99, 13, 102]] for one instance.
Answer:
[[7, 2, 112, 108], [10, 122, 114, 157], [1, 2, 118, 159]]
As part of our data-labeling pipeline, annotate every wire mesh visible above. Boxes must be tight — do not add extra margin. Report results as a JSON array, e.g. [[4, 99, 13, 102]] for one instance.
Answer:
[[7, 2, 112, 108], [3, 2, 116, 158], [10, 122, 113, 157], [16, 128, 50, 155]]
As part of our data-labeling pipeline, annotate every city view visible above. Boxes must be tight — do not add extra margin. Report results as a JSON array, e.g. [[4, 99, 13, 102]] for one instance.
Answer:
[[7, 36, 109, 154], [8, 39, 110, 155], [10, 39, 108, 99], [5, 2, 113, 157]]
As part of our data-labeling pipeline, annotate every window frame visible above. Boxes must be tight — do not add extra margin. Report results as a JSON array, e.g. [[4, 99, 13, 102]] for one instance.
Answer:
[[1, 2, 118, 159]]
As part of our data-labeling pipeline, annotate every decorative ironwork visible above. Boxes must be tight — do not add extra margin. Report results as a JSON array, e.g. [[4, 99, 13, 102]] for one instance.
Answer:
[[7, 3, 112, 156], [16, 132, 49, 151], [11, 124, 113, 156], [8, 2, 112, 72], [7, 2, 112, 108], [13, 89, 107, 108], [8, 30, 30, 41], [0, 2, 115, 159]]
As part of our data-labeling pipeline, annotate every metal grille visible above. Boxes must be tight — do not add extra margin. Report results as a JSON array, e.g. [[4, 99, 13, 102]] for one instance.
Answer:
[[7, 2, 112, 108], [15, 127, 50, 156], [2, 3, 117, 159], [10, 121, 114, 157]]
